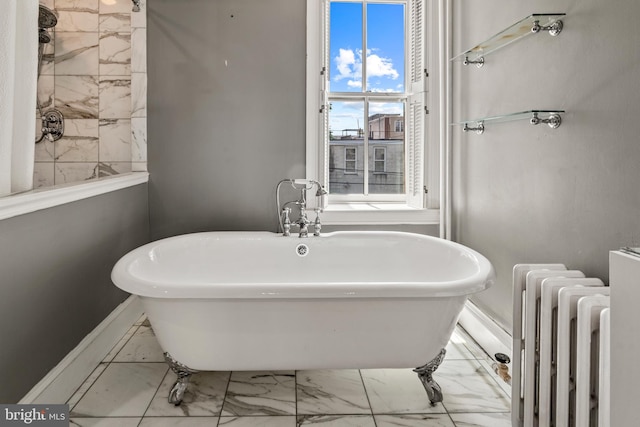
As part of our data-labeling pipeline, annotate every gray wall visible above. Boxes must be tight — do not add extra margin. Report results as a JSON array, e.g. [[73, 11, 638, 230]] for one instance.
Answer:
[[147, 0, 437, 238], [147, 0, 306, 239], [0, 184, 149, 403], [452, 1, 640, 330]]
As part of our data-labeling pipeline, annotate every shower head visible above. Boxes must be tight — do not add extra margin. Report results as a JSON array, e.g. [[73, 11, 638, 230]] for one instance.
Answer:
[[38, 5, 58, 29], [315, 185, 328, 197], [38, 29, 51, 44]]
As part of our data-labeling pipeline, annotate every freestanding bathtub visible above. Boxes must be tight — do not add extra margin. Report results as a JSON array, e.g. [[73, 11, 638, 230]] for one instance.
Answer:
[[112, 231, 494, 405]]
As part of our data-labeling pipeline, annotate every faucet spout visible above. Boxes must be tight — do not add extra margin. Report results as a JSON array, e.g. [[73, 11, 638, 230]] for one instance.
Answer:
[[297, 206, 310, 238]]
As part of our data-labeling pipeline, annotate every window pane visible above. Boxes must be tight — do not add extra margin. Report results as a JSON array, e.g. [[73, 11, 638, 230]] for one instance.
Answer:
[[366, 3, 405, 93], [329, 101, 364, 194], [368, 101, 404, 194], [330, 2, 363, 93]]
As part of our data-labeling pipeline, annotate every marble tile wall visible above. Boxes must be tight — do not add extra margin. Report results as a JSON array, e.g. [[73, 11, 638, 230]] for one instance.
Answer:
[[34, 0, 147, 188]]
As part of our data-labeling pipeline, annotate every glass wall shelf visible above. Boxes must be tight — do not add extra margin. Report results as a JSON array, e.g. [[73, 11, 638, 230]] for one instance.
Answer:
[[621, 247, 640, 258], [452, 13, 565, 66], [453, 110, 565, 134]]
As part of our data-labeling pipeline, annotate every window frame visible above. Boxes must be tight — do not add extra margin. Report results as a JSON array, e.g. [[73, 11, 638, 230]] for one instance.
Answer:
[[306, 0, 443, 224]]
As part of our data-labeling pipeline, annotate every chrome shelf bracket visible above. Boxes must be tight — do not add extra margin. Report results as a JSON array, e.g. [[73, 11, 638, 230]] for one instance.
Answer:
[[463, 56, 484, 68], [531, 19, 563, 36], [463, 122, 485, 135], [530, 112, 562, 129]]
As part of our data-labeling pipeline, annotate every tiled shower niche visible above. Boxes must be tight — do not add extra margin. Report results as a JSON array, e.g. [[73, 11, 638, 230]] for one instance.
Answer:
[[34, 0, 147, 188]]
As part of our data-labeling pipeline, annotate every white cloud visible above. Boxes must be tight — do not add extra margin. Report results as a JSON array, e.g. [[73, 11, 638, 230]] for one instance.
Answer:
[[334, 48, 399, 82], [369, 87, 396, 93], [347, 80, 362, 88], [366, 54, 399, 80], [334, 48, 360, 81]]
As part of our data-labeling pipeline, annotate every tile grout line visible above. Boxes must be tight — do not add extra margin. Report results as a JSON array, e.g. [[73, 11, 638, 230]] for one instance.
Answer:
[[294, 370, 299, 425], [139, 364, 171, 423], [446, 410, 458, 427], [66, 363, 108, 413], [67, 322, 142, 413], [104, 323, 142, 363], [217, 369, 233, 426], [357, 369, 378, 427]]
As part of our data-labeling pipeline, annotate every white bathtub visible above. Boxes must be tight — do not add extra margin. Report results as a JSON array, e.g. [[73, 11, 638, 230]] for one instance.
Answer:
[[112, 231, 494, 404]]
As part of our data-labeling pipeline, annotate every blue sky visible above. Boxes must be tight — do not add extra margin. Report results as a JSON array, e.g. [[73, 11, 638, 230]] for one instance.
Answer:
[[329, 2, 405, 93], [329, 2, 405, 134]]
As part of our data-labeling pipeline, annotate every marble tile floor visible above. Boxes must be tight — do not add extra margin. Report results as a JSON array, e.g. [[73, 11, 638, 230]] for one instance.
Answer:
[[67, 316, 511, 427]]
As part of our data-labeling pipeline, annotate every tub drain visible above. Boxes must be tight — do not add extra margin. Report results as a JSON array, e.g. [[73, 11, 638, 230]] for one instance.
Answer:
[[296, 243, 309, 257]]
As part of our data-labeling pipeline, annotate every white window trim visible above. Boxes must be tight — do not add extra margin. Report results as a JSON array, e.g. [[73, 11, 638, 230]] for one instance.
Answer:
[[0, 172, 149, 221], [306, 0, 443, 225]]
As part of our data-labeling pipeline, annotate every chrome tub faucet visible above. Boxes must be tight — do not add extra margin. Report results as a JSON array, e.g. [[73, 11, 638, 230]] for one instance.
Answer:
[[277, 179, 327, 238]]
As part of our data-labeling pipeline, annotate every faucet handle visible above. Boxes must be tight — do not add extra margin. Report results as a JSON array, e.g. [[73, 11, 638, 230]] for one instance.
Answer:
[[282, 207, 291, 236], [313, 208, 322, 236]]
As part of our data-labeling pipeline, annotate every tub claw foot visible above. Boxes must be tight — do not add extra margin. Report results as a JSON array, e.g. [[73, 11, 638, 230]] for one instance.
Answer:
[[414, 348, 446, 405], [168, 378, 188, 405], [164, 352, 197, 405]]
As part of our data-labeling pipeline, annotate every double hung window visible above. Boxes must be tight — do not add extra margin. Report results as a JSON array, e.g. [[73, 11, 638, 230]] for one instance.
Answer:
[[345, 147, 357, 173], [374, 147, 386, 173], [307, 0, 439, 217]]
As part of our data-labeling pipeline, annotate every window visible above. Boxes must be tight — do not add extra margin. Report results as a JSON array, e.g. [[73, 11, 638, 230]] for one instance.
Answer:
[[326, 1, 408, 198], [345, 147, 357, 173], [306, 0, 442, 219], [374, 147, 386, 173]]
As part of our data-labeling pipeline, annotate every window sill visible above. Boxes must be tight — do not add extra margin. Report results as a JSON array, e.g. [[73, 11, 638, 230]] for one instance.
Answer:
[[321, 203, 439, 225], [0, 172, 149, 221]]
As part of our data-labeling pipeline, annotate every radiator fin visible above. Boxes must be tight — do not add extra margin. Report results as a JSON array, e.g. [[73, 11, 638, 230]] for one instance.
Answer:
[[512, 264, 611, 427]]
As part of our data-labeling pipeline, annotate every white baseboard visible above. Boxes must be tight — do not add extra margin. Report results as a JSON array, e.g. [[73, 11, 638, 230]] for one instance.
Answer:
[[458, 300, 512, 363], [19, 295, 143, 404]]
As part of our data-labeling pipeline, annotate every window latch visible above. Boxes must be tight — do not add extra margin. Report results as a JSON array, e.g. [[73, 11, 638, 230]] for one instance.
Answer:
[[424, 68, 429, 78], [424, 106, 429, 115]]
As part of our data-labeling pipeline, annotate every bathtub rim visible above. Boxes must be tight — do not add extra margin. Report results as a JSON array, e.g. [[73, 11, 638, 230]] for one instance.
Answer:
[[111, 230, 495, 299]]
